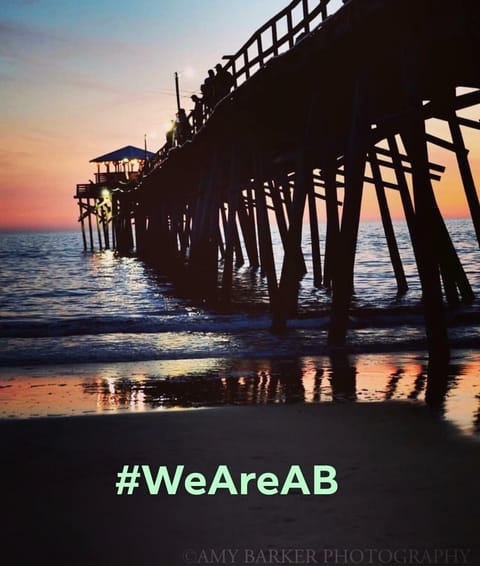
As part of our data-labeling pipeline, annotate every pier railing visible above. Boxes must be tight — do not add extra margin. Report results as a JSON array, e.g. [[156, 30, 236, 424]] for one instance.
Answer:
[[222, 0, 332, 86], [148, 0, 335, 170], [94, 172, 128, 185]]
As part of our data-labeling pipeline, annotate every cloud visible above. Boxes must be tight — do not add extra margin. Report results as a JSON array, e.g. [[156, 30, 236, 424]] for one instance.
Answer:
[[0, 19, 63, 56], [3, 0, 39, 6], [0, 18, 155, 68], [0, 17, 164, 108]]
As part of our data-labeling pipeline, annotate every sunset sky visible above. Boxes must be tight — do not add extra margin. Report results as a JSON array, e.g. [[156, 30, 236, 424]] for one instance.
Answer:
[[1, 0, 479, 230]]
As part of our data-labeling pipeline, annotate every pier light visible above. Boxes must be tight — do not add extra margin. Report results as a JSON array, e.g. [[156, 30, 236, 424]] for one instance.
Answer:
[[101, 188, 110, 199]]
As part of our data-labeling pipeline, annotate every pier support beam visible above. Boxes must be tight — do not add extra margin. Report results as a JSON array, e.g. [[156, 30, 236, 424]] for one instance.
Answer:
[[308, 179, 323, 288], [95, 199, 103, 251], [447, 113, 480, 248], [77, 198, 87, 251], [221, 146, 240, 304], [268, 180, 289, 251], [322, 159, 340, 290], [328, 78, 369, 346], [387, 135, 423, 278], [241, 187, 260, 269], [87, 197, 94, 252], [253, 154, 278, 309], [272, 153, 311, 331], [369, 150, 408, 295], [188, 157, 221, 301], [432, 198, 474, 305], [134, 203, 147, 256], [400, 103, 450, 365]]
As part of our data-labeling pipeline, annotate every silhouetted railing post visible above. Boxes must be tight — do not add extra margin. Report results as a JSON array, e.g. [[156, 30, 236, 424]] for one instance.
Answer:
[[287, 11, 294, 48], [257, 36, 264, 67], [272, 22, 279, 56], [302, 0, 310, 33]]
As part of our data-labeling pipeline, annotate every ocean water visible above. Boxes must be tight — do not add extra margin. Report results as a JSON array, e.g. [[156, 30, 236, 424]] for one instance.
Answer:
[[0, 221, 479, 434]]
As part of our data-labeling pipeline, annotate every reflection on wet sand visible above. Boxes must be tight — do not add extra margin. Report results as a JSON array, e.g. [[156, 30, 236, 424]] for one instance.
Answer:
[[1, 351, 479, 437]]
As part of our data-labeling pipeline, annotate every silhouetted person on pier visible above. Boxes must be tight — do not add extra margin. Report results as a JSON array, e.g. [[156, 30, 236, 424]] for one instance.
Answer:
[[201, 69, 216, 117], [173, 109, 192, 146], [200, 84, 208, 118], [165, 120, 175, 150], [213, 63, 233, 104], [191, 94, 204, 132]]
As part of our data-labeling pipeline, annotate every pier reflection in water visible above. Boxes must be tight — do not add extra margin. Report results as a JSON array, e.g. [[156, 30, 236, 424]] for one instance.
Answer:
[[1, 352, 478, 436], [82, 353, 479, 435]]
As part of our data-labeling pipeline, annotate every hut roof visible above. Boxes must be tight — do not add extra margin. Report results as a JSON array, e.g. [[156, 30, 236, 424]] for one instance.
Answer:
[[90, 145, 156, 163]]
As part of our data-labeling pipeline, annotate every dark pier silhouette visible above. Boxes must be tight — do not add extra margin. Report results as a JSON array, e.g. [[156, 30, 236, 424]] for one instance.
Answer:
[[75, 0, 480, 368]]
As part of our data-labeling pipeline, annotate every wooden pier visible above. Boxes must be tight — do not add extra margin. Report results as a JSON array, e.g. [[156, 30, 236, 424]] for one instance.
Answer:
[[75, 0, 480, 366]]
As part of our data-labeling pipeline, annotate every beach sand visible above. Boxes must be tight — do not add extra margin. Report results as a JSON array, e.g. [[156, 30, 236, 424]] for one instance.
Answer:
[[1, 402, 479, 565]]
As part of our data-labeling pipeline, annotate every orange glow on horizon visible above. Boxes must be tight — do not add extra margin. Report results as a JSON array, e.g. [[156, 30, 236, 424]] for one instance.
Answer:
[[2, 87, 479, 230]]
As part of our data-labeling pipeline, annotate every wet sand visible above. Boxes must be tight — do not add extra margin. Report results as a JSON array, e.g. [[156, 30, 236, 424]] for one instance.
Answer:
[[1, 403, 479, 566], [1, 350, 480, 436]]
